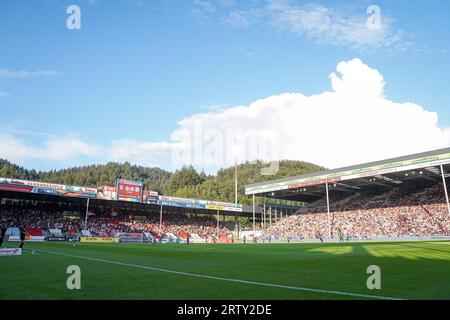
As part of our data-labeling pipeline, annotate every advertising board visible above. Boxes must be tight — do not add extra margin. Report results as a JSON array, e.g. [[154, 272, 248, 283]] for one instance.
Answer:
[[0, 177, 97, 198], [116, 179, 144, 202], [80, 237, 119, 243]]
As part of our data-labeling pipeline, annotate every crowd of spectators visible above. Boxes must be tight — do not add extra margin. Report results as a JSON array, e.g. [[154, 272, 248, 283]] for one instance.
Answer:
[[264, 185, 450, 240], [2, 184, 450, 242], [0, 200, 231, 240], [80, 212, 230, 240], [0, 200, 81, 237]]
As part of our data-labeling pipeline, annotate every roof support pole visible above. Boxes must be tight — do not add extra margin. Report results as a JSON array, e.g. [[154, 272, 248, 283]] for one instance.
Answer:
[[440, 165, 450, 216], [269, 206, 272, 227], [234, 211, 239, 238], [84, 197, 90, 232], [252, 194, 256, 232], [326, 182, 331, 238], [235, 163, 238, 206], [159, 204, 163, 232], [217, 210, 220, 229], [263, 197, 266, 228]]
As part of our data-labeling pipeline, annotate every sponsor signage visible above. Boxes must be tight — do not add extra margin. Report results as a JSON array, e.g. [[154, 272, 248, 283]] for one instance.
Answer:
[[116, 179, 144, 203], [96, 185, 116, 201], [0, 248, 22, 256], [0, 178, 242, 213], [47, 236, 67, 241], [157, 196, 242, 212], [117, 233, 144, 243], [0, 177, 97, 198], [0, 183, 33, 193], [8, 236, 45, 242], [143, 190, 159, 204], [27, 236, 46, 242], [80, 237, 119, 243]]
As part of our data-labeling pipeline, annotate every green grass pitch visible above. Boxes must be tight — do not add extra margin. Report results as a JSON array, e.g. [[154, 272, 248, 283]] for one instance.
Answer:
[[1, 241, 450, 300]]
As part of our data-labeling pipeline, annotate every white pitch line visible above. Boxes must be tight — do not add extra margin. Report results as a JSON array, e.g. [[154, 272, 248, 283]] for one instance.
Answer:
[[34, 248, 404, 300]]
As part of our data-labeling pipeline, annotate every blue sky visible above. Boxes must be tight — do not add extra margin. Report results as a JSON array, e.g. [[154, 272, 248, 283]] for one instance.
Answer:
[[0, 0, 449, 172]]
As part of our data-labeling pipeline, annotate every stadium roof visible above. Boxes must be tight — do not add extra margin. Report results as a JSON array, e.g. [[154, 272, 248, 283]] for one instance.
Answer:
[[0, 189, 262, 217], [245, 148, 450, 203]]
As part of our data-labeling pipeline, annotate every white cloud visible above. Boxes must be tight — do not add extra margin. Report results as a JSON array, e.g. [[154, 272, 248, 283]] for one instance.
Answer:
[[194, 0, 216, 14], [0, 134, 100, 163], [43, 137, 100, 161], [0, 69, 60, 79], [215, 0, 414, 53], [107, 140, 174, 167], [266, 1, 409, 52], [221, 10, 252, 29], [93, 58, 450, 171], [189, 0, 217, 24], [0, 133, 38, 161], [0, 91, 10, 97], [1, 59, 448, 172]]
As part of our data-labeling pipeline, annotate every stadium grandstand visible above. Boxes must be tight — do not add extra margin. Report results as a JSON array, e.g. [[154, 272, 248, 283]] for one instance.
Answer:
[[1, 148, 450, 245], [0, 176, 266, 244], [246, 148, 450, 242]]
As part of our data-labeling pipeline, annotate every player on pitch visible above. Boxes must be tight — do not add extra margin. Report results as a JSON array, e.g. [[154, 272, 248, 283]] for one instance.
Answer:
[[0, 223, 7, 247], [19, 226, 27, 249]]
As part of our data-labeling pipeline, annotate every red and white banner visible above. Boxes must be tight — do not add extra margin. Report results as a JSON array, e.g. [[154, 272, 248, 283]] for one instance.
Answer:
[[8, 236, 46, 242], [0, 248, 22, 256]]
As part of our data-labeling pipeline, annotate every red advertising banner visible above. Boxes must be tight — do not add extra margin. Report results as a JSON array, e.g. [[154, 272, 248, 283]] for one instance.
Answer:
[[116, 179, 144, 202], [0, 183, 33, 193]]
